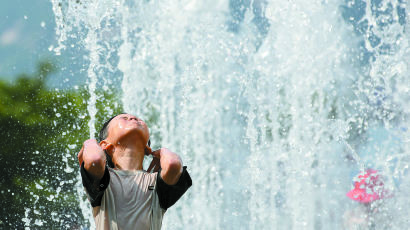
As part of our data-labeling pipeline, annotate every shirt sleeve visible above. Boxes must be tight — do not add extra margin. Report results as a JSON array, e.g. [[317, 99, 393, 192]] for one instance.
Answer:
[[156, 166, 192, 210], [80, 162, 110, 207]]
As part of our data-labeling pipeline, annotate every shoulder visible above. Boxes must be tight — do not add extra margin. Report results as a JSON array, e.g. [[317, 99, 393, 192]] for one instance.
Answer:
[[155, 166, 192, 210], [80, 163, 110, 207]]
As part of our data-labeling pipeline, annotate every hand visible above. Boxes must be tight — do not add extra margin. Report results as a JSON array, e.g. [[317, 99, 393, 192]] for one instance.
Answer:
[[77, 139, 104, 168], [146, 146, 161, 173], [77, 145, 84, 167]]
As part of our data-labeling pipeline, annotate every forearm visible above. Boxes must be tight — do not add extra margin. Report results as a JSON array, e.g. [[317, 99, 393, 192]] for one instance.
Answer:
[[159, 148, 183, 185], [82, 140, 106, 180]]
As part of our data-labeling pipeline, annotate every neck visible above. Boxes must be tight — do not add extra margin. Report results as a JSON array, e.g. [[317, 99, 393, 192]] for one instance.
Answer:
[[112, 144, 145, 171]]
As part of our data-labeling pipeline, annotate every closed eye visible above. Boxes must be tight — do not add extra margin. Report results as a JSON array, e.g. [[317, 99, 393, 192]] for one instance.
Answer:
[[120, 115, 138, 121]]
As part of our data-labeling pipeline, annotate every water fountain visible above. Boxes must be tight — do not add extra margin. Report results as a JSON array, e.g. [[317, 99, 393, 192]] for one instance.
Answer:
[[51, 0, 408, 229]]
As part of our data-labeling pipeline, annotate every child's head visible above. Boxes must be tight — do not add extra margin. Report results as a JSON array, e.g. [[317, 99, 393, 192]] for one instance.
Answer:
[[98, 113, 150, 167]]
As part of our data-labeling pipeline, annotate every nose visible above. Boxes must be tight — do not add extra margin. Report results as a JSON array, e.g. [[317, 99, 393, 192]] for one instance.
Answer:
[[129, 116, 140, 122]]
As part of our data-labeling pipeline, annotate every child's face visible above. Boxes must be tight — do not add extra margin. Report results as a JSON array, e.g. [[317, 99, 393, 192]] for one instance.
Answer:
[[107, 114, 150, 146]]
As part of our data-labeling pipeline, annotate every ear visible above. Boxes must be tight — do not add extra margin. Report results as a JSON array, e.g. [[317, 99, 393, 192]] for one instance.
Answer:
[[100, 140, 114, 155]]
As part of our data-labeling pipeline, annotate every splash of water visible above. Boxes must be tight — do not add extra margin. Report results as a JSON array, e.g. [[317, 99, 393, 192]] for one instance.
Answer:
[[52, 0, 409, 229]]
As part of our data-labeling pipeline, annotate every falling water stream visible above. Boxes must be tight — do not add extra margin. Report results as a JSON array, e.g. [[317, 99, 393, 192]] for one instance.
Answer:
[[51, 0, 408, 229]]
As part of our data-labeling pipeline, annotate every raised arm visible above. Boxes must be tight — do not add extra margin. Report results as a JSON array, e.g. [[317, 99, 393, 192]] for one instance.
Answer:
[[149, 148, 183, 185], [77, 139, 106, 180]]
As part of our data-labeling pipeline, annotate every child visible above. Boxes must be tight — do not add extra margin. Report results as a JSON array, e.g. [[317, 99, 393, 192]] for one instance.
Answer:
[[77, 113, 192, 229]]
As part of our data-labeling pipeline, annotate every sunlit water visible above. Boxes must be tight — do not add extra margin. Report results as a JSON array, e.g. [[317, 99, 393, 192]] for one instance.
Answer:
[[51, 0, 409, 229]]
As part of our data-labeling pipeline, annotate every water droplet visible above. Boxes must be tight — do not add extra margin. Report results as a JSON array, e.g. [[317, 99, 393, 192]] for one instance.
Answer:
[[35, 183, 43, 190]]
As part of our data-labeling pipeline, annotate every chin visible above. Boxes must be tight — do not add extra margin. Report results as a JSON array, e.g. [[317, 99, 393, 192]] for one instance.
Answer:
[[128, 127, 149, 142]]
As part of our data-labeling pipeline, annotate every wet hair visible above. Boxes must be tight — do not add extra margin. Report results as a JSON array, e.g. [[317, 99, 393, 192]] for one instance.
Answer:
[[98, 113, 151, 168], [99, 114, 124, 168]]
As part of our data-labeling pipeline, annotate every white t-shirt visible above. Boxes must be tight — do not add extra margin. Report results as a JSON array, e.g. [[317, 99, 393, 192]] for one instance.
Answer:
[[81, 164, 192, 230]]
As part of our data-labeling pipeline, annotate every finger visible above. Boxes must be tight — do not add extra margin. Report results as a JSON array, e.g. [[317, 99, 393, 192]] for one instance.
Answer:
[[146, 146, 152, 153], [151, 149, 161, 158], [153, 158, 161, 172], [154, 163, 161, 172], [77, 145, 84, 167], [144, 146, 152, 156], [84, 139, 98, 146], [147, 159, 155, 173], [77, 145, 84, 157], [147, 162, 153, 173]]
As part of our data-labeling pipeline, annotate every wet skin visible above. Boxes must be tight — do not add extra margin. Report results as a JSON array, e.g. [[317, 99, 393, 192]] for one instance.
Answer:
[[77, 114, 183, 186]]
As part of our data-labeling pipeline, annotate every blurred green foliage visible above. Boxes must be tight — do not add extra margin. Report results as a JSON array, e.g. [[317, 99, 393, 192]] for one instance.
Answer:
[[0, 61, 122, 228]]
